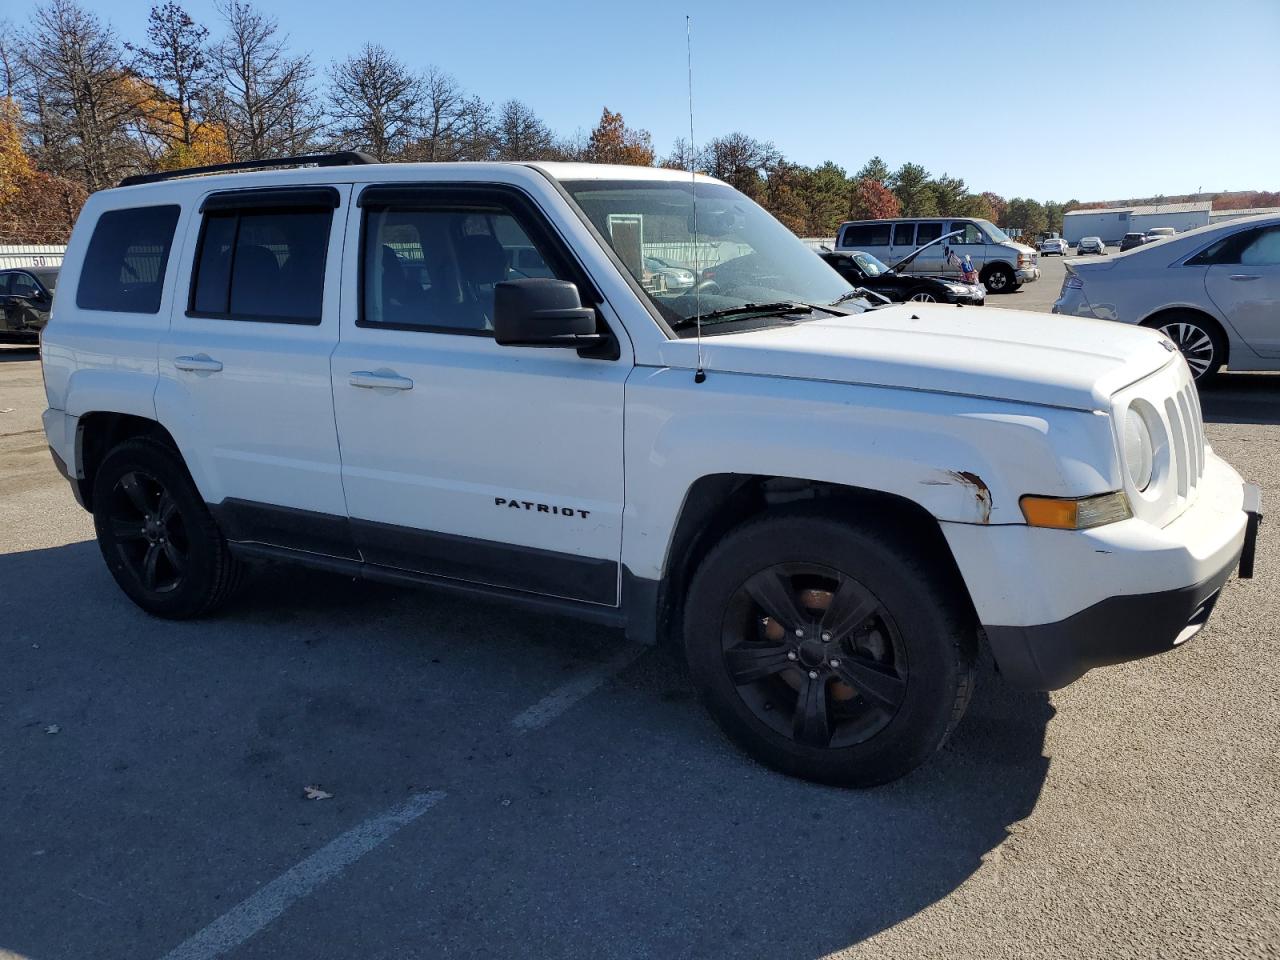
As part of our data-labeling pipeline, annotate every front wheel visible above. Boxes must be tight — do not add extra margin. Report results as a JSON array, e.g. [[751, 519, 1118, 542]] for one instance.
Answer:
[[981, 263, 1015, 293], [683, 509, 976, 786], [92, 439, 243, 618], [908, 289, 938, 303]]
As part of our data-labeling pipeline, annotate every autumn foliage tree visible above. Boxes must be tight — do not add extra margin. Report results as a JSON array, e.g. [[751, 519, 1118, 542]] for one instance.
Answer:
[[584, 107, 653, 166], [849, 177, 900, 221]]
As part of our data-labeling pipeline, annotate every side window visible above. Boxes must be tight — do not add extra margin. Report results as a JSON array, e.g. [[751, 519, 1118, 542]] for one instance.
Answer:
[[840, 224, 891, 247], [190, 206, 333, 323], [76, 205, 181, 313], [915, 222, 943, 244], [11, 272, 39, 298], [948, 222, 984, 244], [1240, 226, 1280, 266], [892, 223, 915, 246], [361, 200, 569, 334]]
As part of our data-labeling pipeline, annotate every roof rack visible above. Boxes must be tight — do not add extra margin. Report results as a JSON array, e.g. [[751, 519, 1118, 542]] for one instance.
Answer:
[[118, 151, 378, 188]]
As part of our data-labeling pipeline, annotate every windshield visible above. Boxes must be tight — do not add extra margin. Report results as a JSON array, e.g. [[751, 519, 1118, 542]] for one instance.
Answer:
[[561, 179, 854, 331], [33, 268, 58, 290], [979, 220, 1011, 243], [851, 252, 890, 277]]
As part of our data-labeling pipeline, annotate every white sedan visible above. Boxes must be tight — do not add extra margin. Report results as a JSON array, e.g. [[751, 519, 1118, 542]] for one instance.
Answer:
[[1054, 214, 1280, 382], [1038, 236, 1069, 256]]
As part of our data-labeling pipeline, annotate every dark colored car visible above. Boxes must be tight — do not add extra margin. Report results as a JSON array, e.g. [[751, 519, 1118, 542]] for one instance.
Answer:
[[1119, 232, 1147, 252], [0, 266, 58, 342], [816, 250, 986, 305]]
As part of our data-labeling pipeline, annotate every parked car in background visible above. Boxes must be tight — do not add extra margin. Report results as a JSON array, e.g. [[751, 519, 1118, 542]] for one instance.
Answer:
[[835, 217, 1039, 293], [1076, 237, 1106, 255], [0, 266, 58, 342], [1144, 227, 1177, 242], [1119, 232, 1148, 252], [1038, 234, 1069, 256], [817, 249, 986, 305], [644, 255, 696, 292], [1054, 214, 1280, 382]]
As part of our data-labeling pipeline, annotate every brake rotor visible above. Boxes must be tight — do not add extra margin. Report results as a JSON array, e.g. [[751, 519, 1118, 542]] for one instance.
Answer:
[[762, 587, 858, 702]]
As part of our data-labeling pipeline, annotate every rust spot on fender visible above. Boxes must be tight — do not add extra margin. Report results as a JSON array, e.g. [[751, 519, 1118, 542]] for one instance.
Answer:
[[948, 470, 992, 524]]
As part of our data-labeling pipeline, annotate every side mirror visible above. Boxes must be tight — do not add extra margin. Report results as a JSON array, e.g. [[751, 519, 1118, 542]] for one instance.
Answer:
[[494, 279, 605, 349]]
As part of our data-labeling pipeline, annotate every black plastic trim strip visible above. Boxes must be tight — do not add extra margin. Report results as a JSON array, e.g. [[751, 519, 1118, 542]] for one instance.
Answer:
[[199, 186, 340, 212], [211, 499, 360, 560], [120, 152, 374, 188], [350, 517, 618, 606]]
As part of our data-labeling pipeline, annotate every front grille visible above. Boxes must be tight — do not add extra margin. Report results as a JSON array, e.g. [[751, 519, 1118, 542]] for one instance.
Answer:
[[1165, 379, 1206, 498]]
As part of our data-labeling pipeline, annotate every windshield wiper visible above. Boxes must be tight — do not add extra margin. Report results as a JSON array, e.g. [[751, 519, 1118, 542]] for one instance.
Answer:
[[670, 301, 812, 331], [830, 288, 891, 307]]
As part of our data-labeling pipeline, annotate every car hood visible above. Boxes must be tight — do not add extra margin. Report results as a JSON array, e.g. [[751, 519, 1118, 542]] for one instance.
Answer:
[[669, 303, 1176, 411]]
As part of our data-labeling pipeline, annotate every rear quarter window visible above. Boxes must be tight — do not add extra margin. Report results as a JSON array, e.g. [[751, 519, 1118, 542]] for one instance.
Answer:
[[76, 205, 181, 313], [841, 224, 892, 247]]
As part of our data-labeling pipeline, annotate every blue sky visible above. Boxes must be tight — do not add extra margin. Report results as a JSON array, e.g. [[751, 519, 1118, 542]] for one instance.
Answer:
[[66, 0, 1280, 201]]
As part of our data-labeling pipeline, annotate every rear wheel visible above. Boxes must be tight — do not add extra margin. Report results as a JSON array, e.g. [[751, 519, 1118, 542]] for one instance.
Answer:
[[683, 509, 976, 786], [981, 263, 1015, 293], [92, 439, 242, 618], [908, 289, 938, 303], [1145, 312, 1225, 384]]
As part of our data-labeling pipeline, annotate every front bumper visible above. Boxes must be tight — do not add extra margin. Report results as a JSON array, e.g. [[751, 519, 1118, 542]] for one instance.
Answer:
[[1016, 266, 1040, 283], [943, 457, 1260, 690]]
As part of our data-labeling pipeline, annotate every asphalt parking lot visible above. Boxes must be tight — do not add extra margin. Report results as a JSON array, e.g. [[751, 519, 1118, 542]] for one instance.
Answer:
[[2, 329, 1278, 959]]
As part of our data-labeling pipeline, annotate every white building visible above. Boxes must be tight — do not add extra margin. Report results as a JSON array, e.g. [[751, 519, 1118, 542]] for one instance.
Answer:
[[1062, 201, 1212, 245], [0, 244, 65, 269], [1209, 206, 1280, 225]]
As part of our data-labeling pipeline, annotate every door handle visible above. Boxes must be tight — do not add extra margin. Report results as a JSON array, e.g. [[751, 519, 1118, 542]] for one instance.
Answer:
[[174, 355, 223, 372], [349, 370, 414, 390], [1228, 274, 1261, 281]]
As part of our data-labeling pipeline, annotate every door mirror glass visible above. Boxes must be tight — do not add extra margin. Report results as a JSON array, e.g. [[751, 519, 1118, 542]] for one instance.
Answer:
[[493, 279, 602, 348]]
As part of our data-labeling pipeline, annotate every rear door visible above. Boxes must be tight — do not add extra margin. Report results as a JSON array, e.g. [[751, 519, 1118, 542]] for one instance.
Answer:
[[908, 221, 946, 276], [156, 184, 356, 557], [885, 222, 916, 267], [330, 182, 629, 606], [1203, 224, 1280, 357]]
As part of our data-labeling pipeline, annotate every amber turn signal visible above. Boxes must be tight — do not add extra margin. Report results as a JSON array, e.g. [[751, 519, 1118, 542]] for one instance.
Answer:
[[1020, 491, 1132, 530]]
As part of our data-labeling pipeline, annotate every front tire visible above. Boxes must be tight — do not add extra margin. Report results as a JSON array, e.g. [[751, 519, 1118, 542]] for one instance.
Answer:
[[981, 263, 1015, 293], [92, 439, 243, 619], [683, 508, 976, 787]]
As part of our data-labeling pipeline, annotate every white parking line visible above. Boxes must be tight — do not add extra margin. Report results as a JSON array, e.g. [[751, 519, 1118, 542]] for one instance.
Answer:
[[511, 646, 646, 733], [157, 790, 445, 960]]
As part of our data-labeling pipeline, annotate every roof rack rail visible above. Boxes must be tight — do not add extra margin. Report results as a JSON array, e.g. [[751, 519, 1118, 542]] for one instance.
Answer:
[[118, 151, 378, 188]]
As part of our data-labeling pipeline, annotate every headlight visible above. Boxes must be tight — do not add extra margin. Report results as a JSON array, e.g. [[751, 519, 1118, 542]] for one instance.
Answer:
[[1122, 408, 1154, 491]]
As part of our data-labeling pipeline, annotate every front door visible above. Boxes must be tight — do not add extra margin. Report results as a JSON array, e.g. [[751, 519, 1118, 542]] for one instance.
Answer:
[[330, 183, 629, 606], [157, 184, 355, 556], [943, 221, 989, 278], [1204, 224, 1280, 358]]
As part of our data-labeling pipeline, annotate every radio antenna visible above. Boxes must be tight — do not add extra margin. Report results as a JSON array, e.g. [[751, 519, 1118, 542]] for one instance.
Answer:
[[687, 15, 705, 384]]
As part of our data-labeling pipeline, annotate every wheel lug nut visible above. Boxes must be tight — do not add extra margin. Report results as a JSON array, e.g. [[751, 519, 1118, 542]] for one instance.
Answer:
[[830, 658, 841, 668], [795, 628, 804, 638], [807, 670, 819, 680], [821, 632, 832, 642], [786, 651, 798, 661]]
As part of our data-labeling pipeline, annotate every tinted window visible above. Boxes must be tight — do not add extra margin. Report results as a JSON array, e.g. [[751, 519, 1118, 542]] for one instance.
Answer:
[[841, 224, 892, 247], [916, 222, 943, 244], [190, 207, 331, 322], [892, 223, 915, 246], [10, 272, 40, 298], [0, 272, 11, 295], [948, 222, 986, 244], [362, 203, 565, 333], [76, 205, 180, 313], [1186, 226, 1280, 267]]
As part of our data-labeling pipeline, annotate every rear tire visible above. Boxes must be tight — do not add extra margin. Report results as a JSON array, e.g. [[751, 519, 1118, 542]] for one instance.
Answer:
[[1144, 312, 1226, 384], [92, 439, 243, 619], [683, 508, 977, 787], [981, 263, 1015, 293]]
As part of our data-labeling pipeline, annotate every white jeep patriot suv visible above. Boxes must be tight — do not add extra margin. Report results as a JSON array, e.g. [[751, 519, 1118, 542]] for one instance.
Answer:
[[40, 153, 1261, 786]]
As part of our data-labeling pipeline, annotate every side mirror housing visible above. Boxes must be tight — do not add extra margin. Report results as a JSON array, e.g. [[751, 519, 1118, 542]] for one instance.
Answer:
[[494, 278, 606, 350]]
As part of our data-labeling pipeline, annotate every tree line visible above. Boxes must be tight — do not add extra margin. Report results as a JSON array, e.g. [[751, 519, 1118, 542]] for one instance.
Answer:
[[2, 0, 1079, 244]]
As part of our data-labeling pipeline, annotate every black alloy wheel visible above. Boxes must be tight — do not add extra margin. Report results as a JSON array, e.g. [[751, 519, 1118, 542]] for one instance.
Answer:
[[106, 469, 189, 594], [721, 563, 907, 750]]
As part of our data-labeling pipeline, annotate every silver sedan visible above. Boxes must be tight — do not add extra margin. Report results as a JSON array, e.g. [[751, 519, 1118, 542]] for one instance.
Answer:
[[1076, 236, 1106, 255], [1054, 214, 1280, 382]]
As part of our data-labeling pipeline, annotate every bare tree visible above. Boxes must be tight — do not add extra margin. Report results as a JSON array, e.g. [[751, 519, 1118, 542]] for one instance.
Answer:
[[125, 2, 211, 151], [19, 0, 146, 191], [1, 18, 25, 101], [402, 66, 465, 161], [209, 0, 318, 160], [701, 132, 780, 199], [325, 43, 421, 160], [491, 99, 555, 161]]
